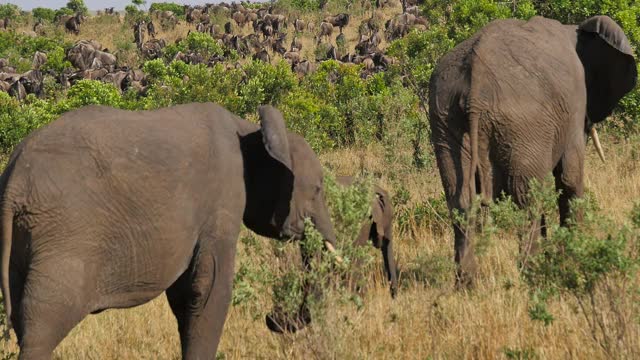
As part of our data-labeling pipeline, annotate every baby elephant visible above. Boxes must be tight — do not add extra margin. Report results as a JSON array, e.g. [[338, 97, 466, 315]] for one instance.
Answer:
[[336, 176, 398, 298]]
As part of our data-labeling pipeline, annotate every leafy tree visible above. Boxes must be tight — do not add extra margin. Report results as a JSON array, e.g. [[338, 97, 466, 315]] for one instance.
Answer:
[[149, 2, 186, 17], [66, 0, 88, 15], [131, 0, 147, 9], [0, 4, 20, 19], [32, 7, 57, 22]]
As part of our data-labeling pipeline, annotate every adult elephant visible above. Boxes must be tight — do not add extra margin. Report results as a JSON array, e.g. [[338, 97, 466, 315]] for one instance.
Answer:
[[428, 16, 637, 286], [0, 104, 340, 358]]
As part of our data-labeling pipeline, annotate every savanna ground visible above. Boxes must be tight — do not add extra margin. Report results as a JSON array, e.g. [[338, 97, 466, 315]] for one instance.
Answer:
[[40, 141, 640, 360], [1, 0, 640, 359]]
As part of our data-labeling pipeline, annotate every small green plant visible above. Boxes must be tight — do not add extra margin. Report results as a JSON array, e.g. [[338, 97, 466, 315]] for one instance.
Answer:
[[503, 346, 538, 360]]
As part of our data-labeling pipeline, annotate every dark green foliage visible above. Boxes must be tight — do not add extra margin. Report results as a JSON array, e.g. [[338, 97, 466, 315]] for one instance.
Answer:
[[66, 0, 88, 15], [32, 7, 57, 22], [41, 47, 73, 74], [164, 31, 224, 62], [149, 2, 186, 17], [0, 4, 20, 19], [54, 7, 74, 21]]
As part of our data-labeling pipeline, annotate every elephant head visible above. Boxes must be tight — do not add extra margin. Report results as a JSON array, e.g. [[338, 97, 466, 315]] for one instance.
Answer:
[[241, 106, 339, 333], [570, 16, 637, 157], [337, 176, 398, 298]]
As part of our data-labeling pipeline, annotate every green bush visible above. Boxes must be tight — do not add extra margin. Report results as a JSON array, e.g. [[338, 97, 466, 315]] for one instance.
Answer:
[[54, 7, 74, 21], [63, 80, 122, 110], [66, 0, 88, 15], [0, 4, 20, 19], [0, 93, 56, 154], [32, 7, 56, 22], [149, 2, 185, 17], [42, 47, 73, 74], [164, 31, 224, 62]]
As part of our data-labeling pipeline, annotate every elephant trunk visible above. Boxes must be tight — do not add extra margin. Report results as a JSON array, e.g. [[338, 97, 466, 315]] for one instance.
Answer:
[[266, 205, 339, 334], [382, 237, 398, 299]]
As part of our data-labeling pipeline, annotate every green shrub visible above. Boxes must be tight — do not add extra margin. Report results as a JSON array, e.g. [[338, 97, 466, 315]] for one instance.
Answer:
[[54, 7, 74, 21], [63, 80, 122, 110], [149, 2, 185, 17], [42, 46, 73, 74], [0, 93, 56, 154], [164, 31, 224, 62], [32, 7, 56, 22], [0, 4, 20, 19], [238, 60, 298, 116], [65, 0, 88, 15]]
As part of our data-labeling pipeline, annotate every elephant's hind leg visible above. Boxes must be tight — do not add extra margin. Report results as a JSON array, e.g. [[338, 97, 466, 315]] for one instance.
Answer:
[[16, 268, 88, 359], [166, 233, 237, 360], [432, 139, 478, 287]]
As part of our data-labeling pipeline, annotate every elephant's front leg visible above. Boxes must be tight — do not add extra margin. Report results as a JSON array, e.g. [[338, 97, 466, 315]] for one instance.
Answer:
[[166, 231, 239, 360], [554, 132, 586, 226]]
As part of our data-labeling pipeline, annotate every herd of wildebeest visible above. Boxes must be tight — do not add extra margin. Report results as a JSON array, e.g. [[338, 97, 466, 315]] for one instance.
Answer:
[[0, 1, 637, 358], [0, 1, 430, 102]]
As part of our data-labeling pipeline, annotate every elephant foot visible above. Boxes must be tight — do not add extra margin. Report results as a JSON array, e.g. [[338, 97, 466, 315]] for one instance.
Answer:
[[390, 284, 398, 299], [265, 306, 311, 334], [454, 269, 476, 290]]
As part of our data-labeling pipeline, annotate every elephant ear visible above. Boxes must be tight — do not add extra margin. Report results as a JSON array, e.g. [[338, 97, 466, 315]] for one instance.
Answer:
[[258, 105, 293, 172], [577, 15, 637, 124]]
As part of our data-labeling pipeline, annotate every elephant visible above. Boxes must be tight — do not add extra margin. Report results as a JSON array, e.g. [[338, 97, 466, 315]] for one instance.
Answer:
[[336, 177, 398, 298], [0, 104, 341, 358], [428, 15, 637, 286]]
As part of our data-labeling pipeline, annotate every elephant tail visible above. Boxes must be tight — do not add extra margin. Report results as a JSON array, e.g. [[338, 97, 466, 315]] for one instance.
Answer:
[[468, 111, 480, 206], [0, 205, 13, 330]]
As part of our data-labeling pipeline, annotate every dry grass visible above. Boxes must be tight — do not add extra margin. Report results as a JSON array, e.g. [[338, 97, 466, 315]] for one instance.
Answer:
[[6, 5, 640, 360], [1, 137, 635, 359]]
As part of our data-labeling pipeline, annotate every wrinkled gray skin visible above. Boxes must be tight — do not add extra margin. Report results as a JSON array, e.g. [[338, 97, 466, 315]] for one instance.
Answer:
[[336, 176, 398, 298], [0, 103, 338, 359], [428, 16, 637, 286]]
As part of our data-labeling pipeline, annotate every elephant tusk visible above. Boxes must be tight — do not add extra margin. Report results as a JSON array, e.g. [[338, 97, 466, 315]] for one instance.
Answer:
[[324, 241, 343, 264], [590, 127, 605, 163]]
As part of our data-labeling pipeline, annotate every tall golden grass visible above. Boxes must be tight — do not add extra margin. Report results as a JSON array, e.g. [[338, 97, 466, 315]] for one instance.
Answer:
[[0, 139, 633, 359]]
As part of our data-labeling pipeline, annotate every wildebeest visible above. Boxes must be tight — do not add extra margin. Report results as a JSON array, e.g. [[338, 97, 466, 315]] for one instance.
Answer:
[[133, 21, 146, 49], [65, 13, 83, 35], [32, 52, 47, 70], [67, 41, 116, 71], [316, 21, 334, 44], [147, 21, 157, 39], [324, 13, 350, 33]]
